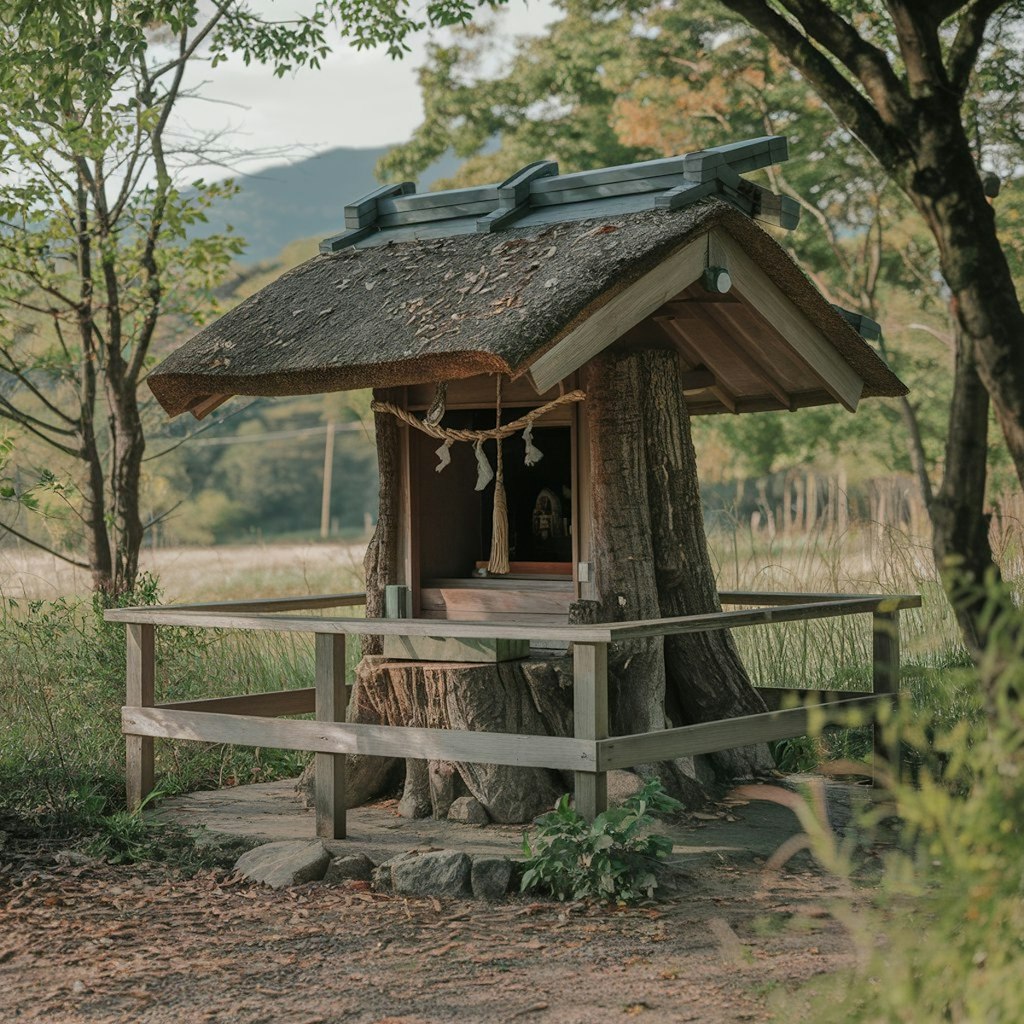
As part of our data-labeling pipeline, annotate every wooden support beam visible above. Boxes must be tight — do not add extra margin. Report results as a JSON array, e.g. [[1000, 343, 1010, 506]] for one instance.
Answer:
[[104, 607, 611, 643], [187, 394, 232, 420], [315, 633, 347, 840], [678, 367, 717, 391], [661, 313, 795, 412], [721, 591, 921, 609], [573, 642, 609, 820], [126, 623, 155, 811], [598, 696, 883, 771], [652, 318, 740, 412], [171, 592, 366, 613], [155, 688, 320, 718], [607, 597, 914, 640], [872, 611, 902, 781], [121, 707, 599, 772], [715, 232, 864, 412], [755, 686, 874, 711]]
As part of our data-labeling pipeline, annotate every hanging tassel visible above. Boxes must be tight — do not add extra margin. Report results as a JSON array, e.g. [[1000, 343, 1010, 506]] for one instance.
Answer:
[[488, 473, 510, 575], [523, 421, 544, 466], [473, 440, 493, 491], [434, 438, 453, 473], [488, 375, 510, 575]]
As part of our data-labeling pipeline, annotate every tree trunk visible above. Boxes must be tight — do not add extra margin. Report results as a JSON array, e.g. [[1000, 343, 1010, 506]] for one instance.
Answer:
[[635, 351, 774, 778], [897, 106, 1024, 497], [929, 329, 996, 655], [107, 388, 146, 595], [345, 655, 574, 823]]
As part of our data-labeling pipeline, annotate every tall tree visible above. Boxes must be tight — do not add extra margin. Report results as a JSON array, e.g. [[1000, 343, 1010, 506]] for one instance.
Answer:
[[0, 0, 492, 595], [712, 0, 1023, 645], [383, 0, 1024, 656]]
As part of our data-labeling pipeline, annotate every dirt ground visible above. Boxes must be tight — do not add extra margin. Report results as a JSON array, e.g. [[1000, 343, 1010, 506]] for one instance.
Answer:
[[0, 784, 874, 1024]]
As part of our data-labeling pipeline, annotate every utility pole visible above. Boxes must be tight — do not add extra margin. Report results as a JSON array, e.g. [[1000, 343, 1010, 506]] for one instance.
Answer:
[[320, 419, 336, 539]]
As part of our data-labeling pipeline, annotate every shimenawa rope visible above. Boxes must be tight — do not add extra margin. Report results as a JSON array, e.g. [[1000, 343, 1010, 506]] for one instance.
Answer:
[[370, 388, 585, 442]]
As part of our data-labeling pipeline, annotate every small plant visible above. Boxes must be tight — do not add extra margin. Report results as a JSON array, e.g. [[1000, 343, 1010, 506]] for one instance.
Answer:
[[520, 779, 681, 903]]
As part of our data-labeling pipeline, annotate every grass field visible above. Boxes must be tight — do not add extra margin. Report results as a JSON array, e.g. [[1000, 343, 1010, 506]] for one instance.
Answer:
[[0, 514, 992, 825]]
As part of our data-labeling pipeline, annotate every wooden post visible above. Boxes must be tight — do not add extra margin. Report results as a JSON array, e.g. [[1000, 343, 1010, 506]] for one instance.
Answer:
[[573, 641, 608, 820], [872, 610, 901, 780], [126, 623, 155, 811], [320, 419, 336, 539], [315, 633, 347, 839]]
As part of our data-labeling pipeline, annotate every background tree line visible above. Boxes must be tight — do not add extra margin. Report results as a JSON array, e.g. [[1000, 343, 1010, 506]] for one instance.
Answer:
[[2, 0, 1024, 671]]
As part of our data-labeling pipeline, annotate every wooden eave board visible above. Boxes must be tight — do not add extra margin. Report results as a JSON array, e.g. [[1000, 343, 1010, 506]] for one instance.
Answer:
[[404, 376, 562, 412], [715, 232, 863, 411], [658, 318, 773, 396], [527, 235, 707, 393], [527, 226, 866, 407], [662, 295, 821, 398]]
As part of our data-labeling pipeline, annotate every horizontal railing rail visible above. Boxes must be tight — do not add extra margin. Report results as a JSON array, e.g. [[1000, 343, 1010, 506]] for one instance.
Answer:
[[108, 591, 918, 837]]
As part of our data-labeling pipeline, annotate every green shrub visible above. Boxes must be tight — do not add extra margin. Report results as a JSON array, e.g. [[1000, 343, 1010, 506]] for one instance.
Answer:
[[756, 586, 1024, 1023], [520, 780, 681, 903]]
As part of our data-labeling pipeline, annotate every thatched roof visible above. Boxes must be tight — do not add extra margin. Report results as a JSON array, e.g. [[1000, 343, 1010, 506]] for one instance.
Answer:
[[149, 140, 906, 418]]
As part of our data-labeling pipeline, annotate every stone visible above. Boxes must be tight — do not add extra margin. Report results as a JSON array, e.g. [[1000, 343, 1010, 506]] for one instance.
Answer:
[[323, 853, 375, 884], [390, 850, 471, 898], [233, 840, 331, 889], [447, 796, 489, 825], [607, 770, 646, 807], [471, 856, 513, 900], [371, 850, 420, 892]]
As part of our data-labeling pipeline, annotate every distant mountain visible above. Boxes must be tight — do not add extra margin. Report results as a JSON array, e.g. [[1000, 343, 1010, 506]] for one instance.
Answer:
[[198, 145, 464, 265]]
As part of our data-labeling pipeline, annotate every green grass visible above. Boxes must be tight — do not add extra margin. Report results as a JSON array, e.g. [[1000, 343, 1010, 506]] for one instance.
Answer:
[[0, 511, 1004, 850]]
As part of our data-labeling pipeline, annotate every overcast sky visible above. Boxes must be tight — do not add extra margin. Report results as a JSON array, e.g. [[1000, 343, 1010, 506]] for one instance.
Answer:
[[171, 1, 557, 178]]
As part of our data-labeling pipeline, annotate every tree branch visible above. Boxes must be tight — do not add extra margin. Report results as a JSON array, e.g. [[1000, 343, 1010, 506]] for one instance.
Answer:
[[719, 0, 905, 168], [778, 0, 910, 115], [0, 353, 78, 427], [0, 518, 91, 570], [948, 0, 1005, 96], [0, 393, 79, 445]]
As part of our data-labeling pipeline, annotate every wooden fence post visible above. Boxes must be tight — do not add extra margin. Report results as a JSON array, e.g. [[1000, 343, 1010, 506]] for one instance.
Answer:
[[872, 610, 901, 780], [574, 641, 609, 820], [126, 623, 155, 811], [315, 633, 347, 839]]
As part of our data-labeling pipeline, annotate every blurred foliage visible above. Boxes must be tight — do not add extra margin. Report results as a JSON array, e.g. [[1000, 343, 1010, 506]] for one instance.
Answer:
[[747, 575, 1024, 1022]]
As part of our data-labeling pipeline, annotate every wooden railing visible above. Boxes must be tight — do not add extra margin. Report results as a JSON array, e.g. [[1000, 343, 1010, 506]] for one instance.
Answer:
[[105, 590, 921, 838]]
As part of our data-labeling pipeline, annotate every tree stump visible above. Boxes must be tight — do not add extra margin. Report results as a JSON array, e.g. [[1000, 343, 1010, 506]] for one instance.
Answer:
[[346, 655, 575, 823]]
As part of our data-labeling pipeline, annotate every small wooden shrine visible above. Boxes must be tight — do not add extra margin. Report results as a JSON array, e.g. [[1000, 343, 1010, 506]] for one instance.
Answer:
[[143, 136, 910, 824]]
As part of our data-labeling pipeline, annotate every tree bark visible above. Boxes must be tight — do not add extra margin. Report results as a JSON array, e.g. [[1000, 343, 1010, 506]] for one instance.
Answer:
[[636, 351, 774, 777], [361, 395, 401, 655], [348, 655, 574, 823], [719, 0, 1024, 667], [929, 328, 996, 655]]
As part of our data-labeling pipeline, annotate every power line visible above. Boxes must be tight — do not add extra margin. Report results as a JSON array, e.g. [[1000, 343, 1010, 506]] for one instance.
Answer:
[[187, 422, 369, 446]]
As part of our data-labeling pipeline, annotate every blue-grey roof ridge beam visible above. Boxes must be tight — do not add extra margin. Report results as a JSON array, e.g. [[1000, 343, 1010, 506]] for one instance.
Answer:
[[476, 160, 559, 233], [320, 135, 795, 251], [343, 181, 416, 230]]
